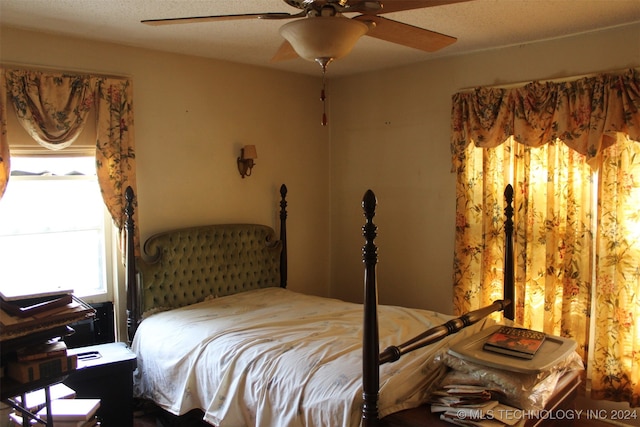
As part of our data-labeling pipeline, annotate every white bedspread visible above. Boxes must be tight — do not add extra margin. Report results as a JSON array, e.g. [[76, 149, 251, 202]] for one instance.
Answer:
[[132, 288, 494, 427]]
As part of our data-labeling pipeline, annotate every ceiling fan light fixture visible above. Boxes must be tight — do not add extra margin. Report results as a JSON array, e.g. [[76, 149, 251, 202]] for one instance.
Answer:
[[279, 16, 369, 63]]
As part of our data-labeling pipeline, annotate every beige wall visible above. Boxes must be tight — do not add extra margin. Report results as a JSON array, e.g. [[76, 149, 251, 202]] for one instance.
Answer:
[[0, 26, 332, 338], [1, 23, 639, 334], [329, 23, 640, 313]]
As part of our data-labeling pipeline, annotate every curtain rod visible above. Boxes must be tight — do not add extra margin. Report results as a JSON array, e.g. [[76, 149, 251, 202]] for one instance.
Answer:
[[0, 61, 131, 79], [457, 67, 639, 92]]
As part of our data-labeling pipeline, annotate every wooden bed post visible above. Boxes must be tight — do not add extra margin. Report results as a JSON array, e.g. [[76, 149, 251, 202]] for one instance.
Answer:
[[359, 188, 510, 426], [503, 184, 515, 321], [361, 189, 380, 427], [124, 186, 140, 344], [279, 184, 288, 289]]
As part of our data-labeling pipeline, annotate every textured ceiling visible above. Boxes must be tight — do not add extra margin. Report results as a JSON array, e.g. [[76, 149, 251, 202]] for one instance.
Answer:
[[1, 0, 639, 77]]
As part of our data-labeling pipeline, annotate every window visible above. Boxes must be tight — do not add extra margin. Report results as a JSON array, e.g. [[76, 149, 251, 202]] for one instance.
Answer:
[[450, 69, 640, 406], [0, 156, 113, 301], [453, 136, 640, 406]]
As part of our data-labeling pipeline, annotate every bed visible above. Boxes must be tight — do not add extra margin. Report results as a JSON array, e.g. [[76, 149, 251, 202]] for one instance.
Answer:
[[123, 184, 545, 427]]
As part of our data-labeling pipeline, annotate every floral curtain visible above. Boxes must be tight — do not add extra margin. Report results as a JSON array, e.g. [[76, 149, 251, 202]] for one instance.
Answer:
[[0, 69, 8, 199], [94, 77, 137, 235], [0, 67, 139, 254], [451, 69, 640, 407], [453, 138, 594, 360], [592, 136, 640, 405]]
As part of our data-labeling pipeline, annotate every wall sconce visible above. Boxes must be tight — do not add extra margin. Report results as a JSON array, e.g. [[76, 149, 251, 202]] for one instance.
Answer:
[[237, 145, 257, 178]]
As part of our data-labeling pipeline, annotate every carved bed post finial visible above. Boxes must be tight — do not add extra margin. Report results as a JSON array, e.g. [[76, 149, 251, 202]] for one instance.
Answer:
[[503, 184, 515, 321], [279, 184, 288, 289], [124, 186, 139, 344], [361, 189, 380, 427]]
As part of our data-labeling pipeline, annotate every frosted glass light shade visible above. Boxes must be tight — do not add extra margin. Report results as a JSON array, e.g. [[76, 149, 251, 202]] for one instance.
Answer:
[[279, 16, 369, 62]]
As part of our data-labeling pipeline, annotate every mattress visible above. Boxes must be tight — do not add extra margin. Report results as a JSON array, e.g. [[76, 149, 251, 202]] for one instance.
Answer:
[[132, 287, 494, 427]]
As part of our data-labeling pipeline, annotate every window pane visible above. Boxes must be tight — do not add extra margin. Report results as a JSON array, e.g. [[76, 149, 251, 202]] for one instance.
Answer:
[[1, 179, 104, 234], [10, 156, 97, 176], [0, 157, 107, 298]]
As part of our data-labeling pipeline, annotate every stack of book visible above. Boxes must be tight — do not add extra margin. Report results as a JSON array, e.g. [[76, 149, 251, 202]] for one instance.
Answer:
[[36, 398, 101, 427], [0, 288, 94, 384], [437, 324, 581, 425], [0, 289, 74, 319], [430, 384, 522, 426], [7, 398, 101, 427], [6, 339, 77, 383], [0, 287, 95, 339], [7, 383, 76, 426], [12, 383, 77, 414]]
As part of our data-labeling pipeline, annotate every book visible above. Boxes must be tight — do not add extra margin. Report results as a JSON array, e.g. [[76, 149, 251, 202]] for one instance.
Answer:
[[0, 296, 94, 341], [15, 383, 76, 413], [50, 419, 98, 427], [37, 398, 101, 422], [10, 413, 98, 427], [1, 325, 75, 354], [6, 354, 77, 383], [17, 340, 68, 362], [0, 286, 73, 302], [482, 326, 546, 360], [1, 294, 73, 317]]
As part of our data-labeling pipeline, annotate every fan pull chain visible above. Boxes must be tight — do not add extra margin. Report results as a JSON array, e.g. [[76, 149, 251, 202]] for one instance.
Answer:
[[320, 64, 327, 126], [315, 58, 332, 126]]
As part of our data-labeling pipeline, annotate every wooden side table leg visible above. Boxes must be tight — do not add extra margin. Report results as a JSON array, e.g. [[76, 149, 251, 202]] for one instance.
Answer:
[[43, 386, 53, 427], [20, 393, 28, 427]]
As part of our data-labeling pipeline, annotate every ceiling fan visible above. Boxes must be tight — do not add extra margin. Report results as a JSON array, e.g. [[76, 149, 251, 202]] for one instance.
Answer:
[[142, 0, 469, 125], [142, 1, 470, 66]]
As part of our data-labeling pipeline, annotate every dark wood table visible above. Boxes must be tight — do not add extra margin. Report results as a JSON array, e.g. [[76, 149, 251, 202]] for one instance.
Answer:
[[1, 374, 71, 427]]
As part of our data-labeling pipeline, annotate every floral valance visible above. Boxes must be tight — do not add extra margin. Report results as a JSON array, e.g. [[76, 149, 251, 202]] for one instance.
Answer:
[[6, 70, 95, 149], [0, 66, 138, 255], [0, 70, 8, 198], [450, 69, 640, 170]]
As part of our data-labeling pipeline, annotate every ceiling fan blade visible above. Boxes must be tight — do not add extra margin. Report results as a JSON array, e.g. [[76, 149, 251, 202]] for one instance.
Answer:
[[354, 15, 456, 52], [142, 12, 300, 26], [363, 0, 473, 15], [271, 41, 300, 62]]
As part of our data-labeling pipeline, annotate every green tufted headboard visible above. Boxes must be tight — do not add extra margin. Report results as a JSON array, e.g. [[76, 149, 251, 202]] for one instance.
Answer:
[[124, 184, 289, 342], [137, 224, 282, 317]]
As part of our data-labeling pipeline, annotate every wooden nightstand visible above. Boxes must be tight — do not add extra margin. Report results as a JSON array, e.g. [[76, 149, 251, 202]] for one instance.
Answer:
[[64, 342, 137, 427]]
